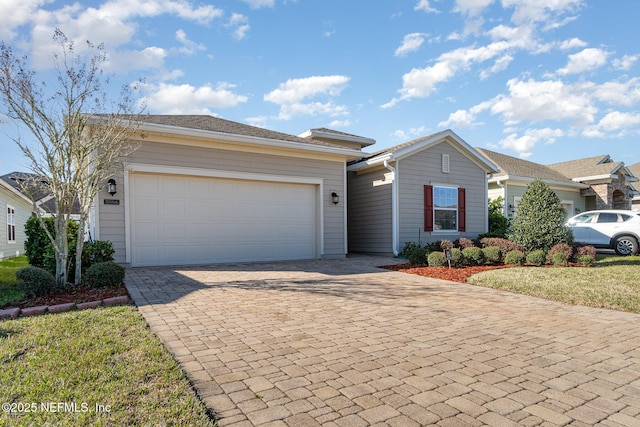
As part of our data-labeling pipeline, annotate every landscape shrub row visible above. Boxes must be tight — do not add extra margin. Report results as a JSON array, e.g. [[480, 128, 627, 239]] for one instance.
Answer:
[[401, 238, 596, 268]]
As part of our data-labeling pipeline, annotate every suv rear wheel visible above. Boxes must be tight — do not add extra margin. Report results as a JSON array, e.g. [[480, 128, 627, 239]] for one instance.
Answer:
[[614, 235, 639, 256]]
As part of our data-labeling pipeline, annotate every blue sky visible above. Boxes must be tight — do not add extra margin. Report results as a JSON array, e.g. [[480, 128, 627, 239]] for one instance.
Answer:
[[1, 0, 639, 175]]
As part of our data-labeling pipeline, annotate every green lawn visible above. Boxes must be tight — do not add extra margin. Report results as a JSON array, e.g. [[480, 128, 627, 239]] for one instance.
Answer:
[[0, 306, 217, 426], [466, 255, 640, 313], [0, 256, 29, 307]]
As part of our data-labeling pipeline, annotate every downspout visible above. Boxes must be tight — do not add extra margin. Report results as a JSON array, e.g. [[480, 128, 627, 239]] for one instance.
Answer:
[[383, 159, 400, 256]]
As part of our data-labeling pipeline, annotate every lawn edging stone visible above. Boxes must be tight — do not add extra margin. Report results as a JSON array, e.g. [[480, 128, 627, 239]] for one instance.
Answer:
[[0, 296, 131, 320]]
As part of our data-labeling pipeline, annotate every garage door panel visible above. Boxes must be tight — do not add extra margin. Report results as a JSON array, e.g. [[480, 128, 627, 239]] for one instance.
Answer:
[[130, 174, 318, 266]]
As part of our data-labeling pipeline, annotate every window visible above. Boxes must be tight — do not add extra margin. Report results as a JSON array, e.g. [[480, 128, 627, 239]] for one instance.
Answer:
[[424, 185, 466, 232], [7, 205, 15, 243], [597, 212, 619, 223]]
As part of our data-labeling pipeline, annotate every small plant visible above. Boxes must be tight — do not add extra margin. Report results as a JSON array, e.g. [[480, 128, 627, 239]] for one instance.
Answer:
[[504, 250, 526, 266], [573, 244, 596, 263], [547, 243, 573, 265], [526, 249, 547, 266], [449, 248, 463, 267], [576, 255, 595, 266], [15, 266, 60, 297], [84, 261, 125, 288], [455, 238, 475, 249], [550, 252, 569, 267], [82, 240, 115, 270], [427, 251, 447, 267], [439, 240, 454, 250], [462, 247, 485, 266], [401, 242, 430, 265], [482, 246, 501, 264]]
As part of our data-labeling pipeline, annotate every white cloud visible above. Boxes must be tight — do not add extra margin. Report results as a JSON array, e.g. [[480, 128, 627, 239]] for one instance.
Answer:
[[227, 13, 250, 40], [264, 75, 351, 120], [329, 119, 352, 128], [501, 0, 583, 26], [241, 0, 275, 9], [490, 78, 596, 126], [414, 0, 437, 13], [104, 46, 167, 72], [480, 54, 514, 79], [498, 128, 565, 158], [613, 54, 639, 71], [174, 29, 206, 55], [583, 111, 640, 138], [591, 78, 640, 106], [558, 37, 587, 50], [392, 126, 429, 141], [0, 0, 49, 41], [140, 82, 248, 114], [395, 33, 427, 57], [557, 47, 609, 75]]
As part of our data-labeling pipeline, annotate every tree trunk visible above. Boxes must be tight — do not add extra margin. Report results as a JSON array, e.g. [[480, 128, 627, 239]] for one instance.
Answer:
[[54, 214, 69, 286], [74, 218, 86, 285]]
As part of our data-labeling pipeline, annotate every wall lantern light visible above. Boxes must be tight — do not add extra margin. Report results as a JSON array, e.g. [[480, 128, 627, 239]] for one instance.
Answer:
[[107, 179, 117, 196], [331, 192, 339, 205]]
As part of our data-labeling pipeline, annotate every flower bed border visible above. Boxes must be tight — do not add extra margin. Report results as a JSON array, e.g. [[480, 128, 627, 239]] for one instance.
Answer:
[[0, 296, 130, 321]]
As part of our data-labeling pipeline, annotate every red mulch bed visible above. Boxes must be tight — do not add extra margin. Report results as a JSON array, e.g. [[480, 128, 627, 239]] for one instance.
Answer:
[[4, 284, 129, 309], [382, 263, 511, 283]]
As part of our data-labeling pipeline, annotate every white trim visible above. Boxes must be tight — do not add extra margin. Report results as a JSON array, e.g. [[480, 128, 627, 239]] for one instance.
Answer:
[[123, 163, 326, 264], [6, 204, 16, 243], [0, 179, 33, 205], [572, 174, 616, 182], [489, 175, 589, 190], [342, 165, 348, 255], [298, 129, 376, 147], [432, 184, 460, 233]]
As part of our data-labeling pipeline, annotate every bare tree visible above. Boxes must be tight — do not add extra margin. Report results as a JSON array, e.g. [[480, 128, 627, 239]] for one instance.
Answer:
[[0, 29, 144, 285]]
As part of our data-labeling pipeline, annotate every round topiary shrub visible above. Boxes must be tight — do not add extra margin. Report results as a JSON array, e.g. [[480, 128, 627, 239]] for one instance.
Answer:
[[84, 261, 125, 288], [576, 254, 595, 266], [462, 247, 485, 266], [504, 250, 526, 266], [482, 246, 501, 264], [15, 266, 59, 297], [547, 243, 573, 265], [449, 248, 463, 267], [550, 252, 568, 267], [526, 249, 547, 266], [427, 251, 447, 267]]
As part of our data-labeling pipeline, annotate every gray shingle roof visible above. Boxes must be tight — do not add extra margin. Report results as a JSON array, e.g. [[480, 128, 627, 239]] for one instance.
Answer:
[[0, 172, 81, 214], [547, 155, 623, 179], [361, 130, 446, 161], [628, 162, 640, 178], [476, 148, 575, 183], [136, 115, 346, 149]]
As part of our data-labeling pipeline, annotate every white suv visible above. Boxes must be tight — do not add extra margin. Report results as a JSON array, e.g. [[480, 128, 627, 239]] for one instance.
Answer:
[[566, 210, 640, 256]]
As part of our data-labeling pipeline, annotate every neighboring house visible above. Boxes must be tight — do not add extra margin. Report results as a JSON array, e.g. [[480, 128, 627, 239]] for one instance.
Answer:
[[0, 174, 34, 260], [477, 149, 589, 218], [547, 155, 637, 211], [625, 162, 640, 211], [478, 149, 638, 218], [347, 130, 498, 256], [89, 115, 365, 267]]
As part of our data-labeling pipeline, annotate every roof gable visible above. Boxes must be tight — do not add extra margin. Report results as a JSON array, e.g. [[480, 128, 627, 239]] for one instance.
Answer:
[[547, 155, 623, 180], [476, 148, 574, 183], [350, 129, 498, 173]]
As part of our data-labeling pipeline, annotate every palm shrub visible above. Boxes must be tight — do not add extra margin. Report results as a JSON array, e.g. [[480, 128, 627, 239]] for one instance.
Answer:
[[508, 179, 573, 252]]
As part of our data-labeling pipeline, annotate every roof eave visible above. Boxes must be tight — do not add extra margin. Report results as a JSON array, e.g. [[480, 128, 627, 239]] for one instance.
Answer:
[[491, 175, 589, 189], [136, 122, 365, 160], [298, 129, 376, 147]]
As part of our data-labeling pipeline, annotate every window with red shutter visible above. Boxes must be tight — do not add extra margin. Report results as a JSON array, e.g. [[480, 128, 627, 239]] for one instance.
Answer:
[[458, 188, 466, 232], [424, 185, 433, 231]]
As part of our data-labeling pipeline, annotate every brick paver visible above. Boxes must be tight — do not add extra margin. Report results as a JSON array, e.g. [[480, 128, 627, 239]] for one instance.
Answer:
[[125, 256, 640, 426]]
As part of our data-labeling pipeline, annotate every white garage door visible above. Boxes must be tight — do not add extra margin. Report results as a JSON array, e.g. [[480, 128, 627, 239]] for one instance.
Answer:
[[129, 173, 318, 266]]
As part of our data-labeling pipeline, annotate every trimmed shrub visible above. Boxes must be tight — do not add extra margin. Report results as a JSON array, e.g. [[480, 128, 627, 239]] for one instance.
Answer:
[[24, 216, 79, 282], [504, 250, 526, 266], [479, 237, 526, 255], [576, 255, 595, 266], [83, 262, 125, 288], [82, 240, 115, 270], [462, 247, 485, 266], [482, 246, 502, 264], [15, 266, 59, 297], [427, 251, 447, 267], [550, 252, 568, 267], [573, 243, 597, 263], [508, 179, 573, 251], [401, 242, 430, 265], [438, 240, 454, 251], [449, 248, 463, 267], [547, 243, 573, 265], [526, 249, 547, 266], [455, 238, 475, 249], [487, 196, 510, 238]]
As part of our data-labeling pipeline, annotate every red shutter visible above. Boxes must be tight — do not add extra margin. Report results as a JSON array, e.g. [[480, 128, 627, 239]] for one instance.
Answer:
[[458, 187, 466, 232], [424, 185, 434, 232]]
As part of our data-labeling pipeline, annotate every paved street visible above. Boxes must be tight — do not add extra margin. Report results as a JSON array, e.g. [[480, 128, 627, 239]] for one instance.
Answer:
[[125, 256, 640, 426]]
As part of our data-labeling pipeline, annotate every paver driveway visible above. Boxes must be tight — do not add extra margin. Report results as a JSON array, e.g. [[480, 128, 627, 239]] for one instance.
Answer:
[[125, 256, 640, 426]]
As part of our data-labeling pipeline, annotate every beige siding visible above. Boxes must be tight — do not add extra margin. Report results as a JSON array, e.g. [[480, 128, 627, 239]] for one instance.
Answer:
[[347, 168, 393, 254], [1, 187, 32, 260], [98, 139, 347, 263], [398, 141, 488, 246]]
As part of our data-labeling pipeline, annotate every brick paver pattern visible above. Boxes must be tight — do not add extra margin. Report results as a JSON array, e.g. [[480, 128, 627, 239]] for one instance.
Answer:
[[125, 256, 640, 426]]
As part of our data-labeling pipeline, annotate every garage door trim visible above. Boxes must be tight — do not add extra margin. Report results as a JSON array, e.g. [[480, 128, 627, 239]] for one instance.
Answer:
[[123, 163, 325, 264]]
